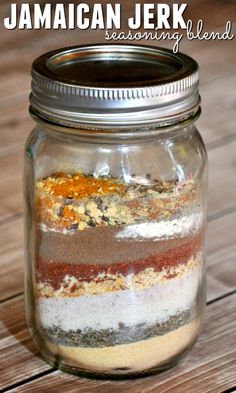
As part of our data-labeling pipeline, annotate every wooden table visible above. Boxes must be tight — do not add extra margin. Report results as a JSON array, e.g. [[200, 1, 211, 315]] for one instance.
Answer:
[[0, 1, 236, 392]]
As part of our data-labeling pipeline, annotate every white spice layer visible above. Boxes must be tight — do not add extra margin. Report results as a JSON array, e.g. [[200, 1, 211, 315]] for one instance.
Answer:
[[116, 212, 203, 240]]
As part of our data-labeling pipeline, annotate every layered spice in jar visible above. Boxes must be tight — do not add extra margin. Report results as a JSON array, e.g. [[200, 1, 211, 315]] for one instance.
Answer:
[[25, 44, 207, 377]]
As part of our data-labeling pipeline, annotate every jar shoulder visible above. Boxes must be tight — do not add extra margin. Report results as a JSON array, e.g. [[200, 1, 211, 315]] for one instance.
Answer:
[[24, 123, 207, 184]]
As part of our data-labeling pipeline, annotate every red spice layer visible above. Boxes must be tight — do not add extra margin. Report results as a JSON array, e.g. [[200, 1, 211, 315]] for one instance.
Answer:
[[36, 234, 203, 290]]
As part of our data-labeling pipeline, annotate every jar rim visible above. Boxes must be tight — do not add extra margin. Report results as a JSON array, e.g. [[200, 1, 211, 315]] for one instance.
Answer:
[[30, 43, 200, 129]]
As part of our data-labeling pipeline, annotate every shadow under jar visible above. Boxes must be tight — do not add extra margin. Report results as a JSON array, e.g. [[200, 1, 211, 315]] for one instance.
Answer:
[[24, 44, 208, 378]]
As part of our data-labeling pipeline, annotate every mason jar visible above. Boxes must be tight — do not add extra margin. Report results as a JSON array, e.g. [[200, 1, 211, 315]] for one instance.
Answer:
[[24, 44, 208, 377]]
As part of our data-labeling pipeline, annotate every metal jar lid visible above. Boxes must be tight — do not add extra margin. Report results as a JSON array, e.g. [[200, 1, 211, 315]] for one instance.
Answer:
[[30, 44, 200, 129]]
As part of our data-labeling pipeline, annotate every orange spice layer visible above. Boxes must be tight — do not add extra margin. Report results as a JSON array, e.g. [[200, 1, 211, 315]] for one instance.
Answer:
[[36, 172, 198, 231], [36, 172, 126, 199]]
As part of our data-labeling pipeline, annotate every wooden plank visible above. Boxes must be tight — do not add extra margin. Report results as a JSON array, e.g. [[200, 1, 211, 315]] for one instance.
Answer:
[[191, 38, 236, 84], [0, 99, 32, 153], [183, 0, 236, 29], [0, 215, 23, 302], [0, 149, 23, 221], [2, 293, 236, 392], [207, 211, 236, 302], [0, 295, 51, 391], [208, 139, 236, 217], [0, 9, 101, 53], [198, 73, 236, 144], [0, 74, 30, 102]]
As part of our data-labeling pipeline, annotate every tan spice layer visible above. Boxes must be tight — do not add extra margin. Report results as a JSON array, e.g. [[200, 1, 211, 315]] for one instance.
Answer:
[[44, 319, 200, 374], [36, 253, 202, 298], [36, 172, 198, 231]]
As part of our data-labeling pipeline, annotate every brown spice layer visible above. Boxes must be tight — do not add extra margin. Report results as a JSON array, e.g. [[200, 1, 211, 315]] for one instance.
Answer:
[[37, 226, 202, 265], [36, 234, 202, 290]]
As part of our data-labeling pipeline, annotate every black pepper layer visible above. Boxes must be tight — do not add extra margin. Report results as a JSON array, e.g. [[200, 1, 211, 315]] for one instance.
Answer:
[[38, 307, 196, 348]]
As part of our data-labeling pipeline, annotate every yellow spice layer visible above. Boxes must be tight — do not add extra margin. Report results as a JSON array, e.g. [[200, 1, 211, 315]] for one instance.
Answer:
[[36, 253, 202, 298], [45, 319, 201, 374], [36, 172, 198, 231]]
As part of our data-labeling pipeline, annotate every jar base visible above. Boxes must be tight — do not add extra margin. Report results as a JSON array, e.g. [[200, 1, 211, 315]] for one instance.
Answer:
[[34, 319, 200, 379], [50, 356, 180, 380]]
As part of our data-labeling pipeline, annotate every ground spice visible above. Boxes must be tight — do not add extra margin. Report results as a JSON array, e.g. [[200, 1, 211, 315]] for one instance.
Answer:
[[36, 173, 198, 231], [36, 234, 203, 290]]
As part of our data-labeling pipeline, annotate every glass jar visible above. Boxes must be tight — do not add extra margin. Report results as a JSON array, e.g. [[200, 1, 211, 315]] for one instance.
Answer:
[[24, 44, 207, 377]]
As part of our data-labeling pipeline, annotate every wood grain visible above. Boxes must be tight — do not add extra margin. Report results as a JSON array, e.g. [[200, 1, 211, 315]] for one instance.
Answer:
[[0, 216, 23, 302], [0, 150, 23, 221], [0, 98, 32, 153], [208, 139, 236, 217], [0, 1, 236, 391], [207, 211, 236, 302], [1, 293, 235, 392], [0, 295, 51, 391], [199, 73, 236, 144]]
